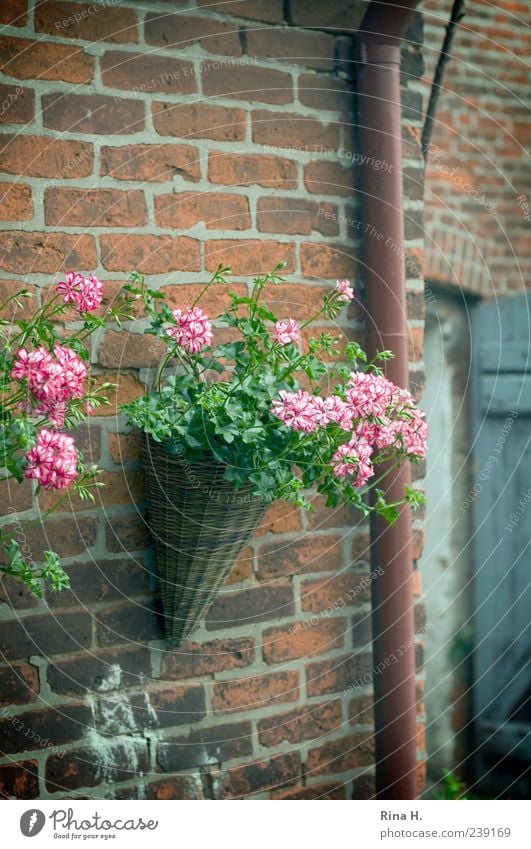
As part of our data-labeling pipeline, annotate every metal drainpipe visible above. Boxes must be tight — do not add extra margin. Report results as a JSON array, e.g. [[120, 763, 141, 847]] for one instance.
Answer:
[[356, 1, 422, 800]]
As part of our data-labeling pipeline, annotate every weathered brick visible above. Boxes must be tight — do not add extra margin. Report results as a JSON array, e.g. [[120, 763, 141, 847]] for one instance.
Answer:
[[261, 281, 333, 322], [0, 611, 92, 661], [247, 27, 334, 71], [153, 101, 246, 141], [272, 781, 346, 799], [257, 534, 343, 580], [108, 431, 142, 464], [225, 546, 254, 585], [208, 152, 297, 189], [351, 772, 376, 799], [262, 618, 346, 663], [43, 93, 145, 135], [205, 582, 294, 630], [255, 499, 302, 535], [105, 511, 149, 553], [101, 50, 195, 94], [146, 776, 203, 800], [157, 720, 252, 771], [155, 191, 250, 230], [216, 751, 301, 798], [47, 646, 151, 696], [202, 61, 293, 105], [0, 83, 34, 124], [97, 602, 162, 646], [45, 187, 146, 228], [45, 741, 149, 792], [0, 702, 92, 755], [160, 637, 255, 680], [98, 330, 165, 369], [252, 109, 340, 149], [349, 693, 373, 725], [212, 670, 299, 714], [0, 517, 98, 564], [289, 0, 368, 30], [100, 143, 200, 183], [0, 663, 39, 706], [0, 232, 96, 274], [205, 240, 296, 276], [304, 160, 356, 195], [306, 652, 373, 697], [258, 700, 342, 747], [301, 571, 371, 613], [0, 1, 27, 27], [145, 14, 241, 56], [93, 373, 145, 418], [300, 242, 356, 278], [46, 557, 149, 608], [256, 197, 339, 236], [116, 685, 206, 732], [0, 760, 39, 799], [305, 731, 375, 775], [0, 135, 93, 178], [196, 0, 284, 23], [298, 73, 353, 111], [0, 575, 39, 612], [35, 1, 138, 43], [0, 474, 33, 512], [157, 281, 248, 316], [0, 182, 32, 221], [352, 611, 372, 648], [0, 36, 94, 84], [101, 234, 201, 273], [408, 325, 424, 361]]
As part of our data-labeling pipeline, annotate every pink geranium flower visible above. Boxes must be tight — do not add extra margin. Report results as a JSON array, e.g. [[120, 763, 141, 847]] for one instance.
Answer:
[[24, 429, 78, 490], [167, 306, 213, 354], [271, 389, 321, 433], [331, 437, 374, 487], [335, 279, 354, 302], [56, 272, 103, 313], [345, 371, 395, 418], [274, 318, 300, 347]]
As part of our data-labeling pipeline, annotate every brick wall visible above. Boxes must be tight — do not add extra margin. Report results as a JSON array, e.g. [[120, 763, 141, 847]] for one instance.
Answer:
[[0, 0, 426, 800], [422, 0, 530, 295]]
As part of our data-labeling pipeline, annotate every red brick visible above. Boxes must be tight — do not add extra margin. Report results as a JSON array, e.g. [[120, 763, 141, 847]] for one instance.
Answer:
[[408, 326, 424, 361], [47, 646, 151, 696], [0, 517, 97, 564], [0, 473, 33, 512], [0, 702, 92, 755], [225, 546, 253, 585], [97, 602, 162, 646], [43, 92, 144, 135], [93, 372, 145, 418], [247, 26, 334, 70], [256, 534, 343, 581], [272, 781, 346, 799], [304, 160, 356, 195], [263, 281, 330, 321], [252, 108, 340, 149], [160, 637, 255, 680], [101, 50, 195, 94], [306, 494, 365, 531], [153, 101, 246, 141], [258, 700, 342, 746], [306, 731, 374, 775], [216, 751, 301, 798], [301, 572, 371, 613], [0, 0, 27, 27], [105, 512, 149, 554], [0, 135, 93, 178], [146, 776, 203, 800], [0, 611, 92, 661], [0, 575, 39, 612], [351, 532, 371, 564], [349, 693, 373, 725], [205, 239, 296, 276], [0, 36, 94, 84], [306, 652, 373, 697], [201, 61, 292, 105], [300, 242, 356, 279], [145, 14, 241, 56], [158, 281, 248, 316], [196, 0, 284, 23], [351, 772, 376, 799], [101, 234, 200, 273], [0, 760, 39, 800], [108, 431, 142, 464], [0, 231, 96, 274], [290, 0, 367, 30], [0, 83, 34, 124], [0, 663, 39, 706], [255, 499, 302, 535], [156, 721, 252, 771], [212, 670, 299, 714], [298, 73, 353, 111], [98, 330, 165, 369], [155, 191, 250, 231], [123, 684, 206, 731], [46, 556, 149, 608], [208, 151, 297, 189], [44, 187, 146, 228], [35, 1, 138, 43], [262, 618, 346, 663], [45, 741, 149, 792], [205, 582, 294, 630], [100, 143, 200, 183], [0, 181, 32, 221], [256, 197, 339, 236]]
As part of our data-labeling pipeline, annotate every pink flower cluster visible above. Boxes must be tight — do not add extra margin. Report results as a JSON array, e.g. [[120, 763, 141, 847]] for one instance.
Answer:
[[270, 370, 428, 487], [335, 279, 354, 302], [56, 272, 103, 313], [11, 344, 88, 428], [274, 318, 300, 347], [167, 306, 213, 354], [24, 429, 78, 491]]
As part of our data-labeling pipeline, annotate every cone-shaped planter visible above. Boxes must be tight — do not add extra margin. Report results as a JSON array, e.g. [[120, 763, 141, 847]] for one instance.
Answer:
[[144, 436, 267, 647]]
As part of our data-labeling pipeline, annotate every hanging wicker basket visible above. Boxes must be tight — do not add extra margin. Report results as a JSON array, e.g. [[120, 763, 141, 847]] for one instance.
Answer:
[[144, 436, 267, 647]]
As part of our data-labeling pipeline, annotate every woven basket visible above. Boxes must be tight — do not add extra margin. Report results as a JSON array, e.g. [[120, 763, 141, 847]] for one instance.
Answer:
[[144, 436, 267, 647]]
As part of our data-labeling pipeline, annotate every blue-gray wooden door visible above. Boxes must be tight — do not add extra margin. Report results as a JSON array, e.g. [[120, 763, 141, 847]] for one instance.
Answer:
[[472, 293, 531, 794]]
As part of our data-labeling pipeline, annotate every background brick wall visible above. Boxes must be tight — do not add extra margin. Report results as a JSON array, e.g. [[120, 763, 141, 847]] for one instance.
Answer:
[[0, 0, 426, 800]]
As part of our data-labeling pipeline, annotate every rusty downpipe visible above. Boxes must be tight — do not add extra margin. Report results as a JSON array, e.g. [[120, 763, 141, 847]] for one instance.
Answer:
[[357, 1, 422, 799]]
